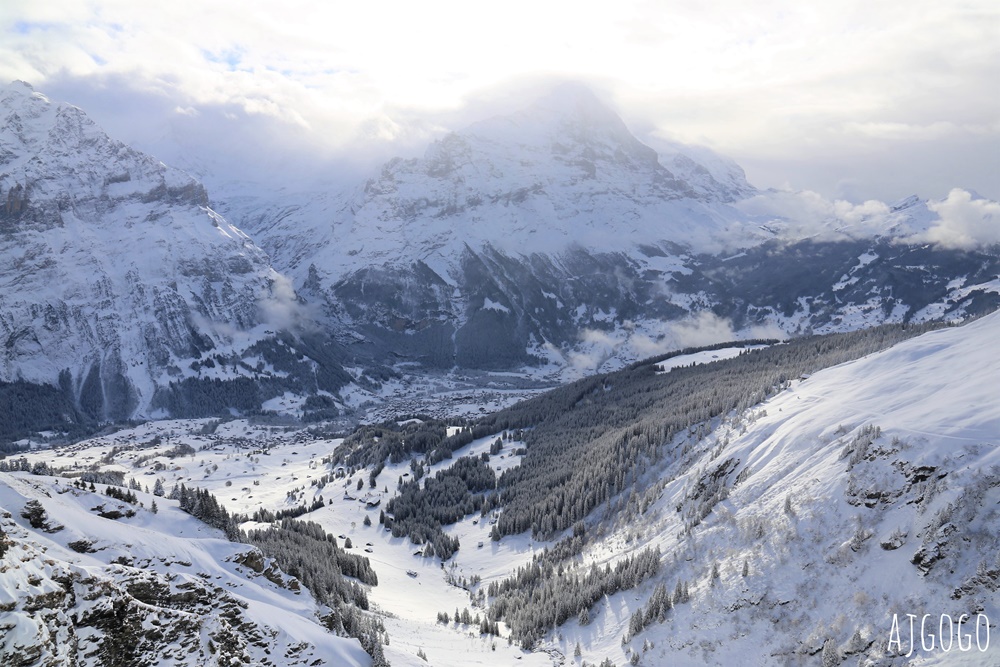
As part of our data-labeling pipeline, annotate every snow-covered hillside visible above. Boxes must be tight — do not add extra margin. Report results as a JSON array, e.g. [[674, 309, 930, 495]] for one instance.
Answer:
[[0, 469, 370, 666], [561, 310, 1000, 666], [8, 316, 1000, 665]]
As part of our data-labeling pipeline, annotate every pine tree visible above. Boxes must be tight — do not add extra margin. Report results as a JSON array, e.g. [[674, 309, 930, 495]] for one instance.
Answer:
[[21, 499, 47, 529]]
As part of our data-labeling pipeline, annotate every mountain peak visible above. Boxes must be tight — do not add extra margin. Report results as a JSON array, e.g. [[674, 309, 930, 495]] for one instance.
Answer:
[[525, 82, 622, 125], [1, 80, 47, 119], [4, 79, 36, 94], [461, 82, 637, 154], [0, 81, 210, 214]]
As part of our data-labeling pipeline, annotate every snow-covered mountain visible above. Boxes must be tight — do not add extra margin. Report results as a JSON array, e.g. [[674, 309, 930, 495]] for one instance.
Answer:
[[0, 81, 352, 425], [230, 84, 759, 280], [215, 84, 1000, 377], [3, 79, 998, 431]]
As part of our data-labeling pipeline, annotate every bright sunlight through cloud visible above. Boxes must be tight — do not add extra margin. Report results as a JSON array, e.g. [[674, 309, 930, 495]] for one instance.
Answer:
[[2, 0, 997, 201]]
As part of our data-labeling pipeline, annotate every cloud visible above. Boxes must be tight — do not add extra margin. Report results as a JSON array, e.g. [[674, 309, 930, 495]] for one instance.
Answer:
[[258, 271, 315, 332], [1, 0, 997, 202], [909, 188, 1000, 250], [664, 312, 787, 350], [843, 120, 963, 142], [735, 189, 896, 239], [580, 328, 620, 349], [665, 312, 739, 349], [565, 328, 622, 373], [571, 314, 787, 368], [627, 333, 676, 359]]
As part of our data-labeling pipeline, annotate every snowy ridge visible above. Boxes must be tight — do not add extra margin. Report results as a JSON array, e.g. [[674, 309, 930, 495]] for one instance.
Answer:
[[543, 312, 1000, 665]]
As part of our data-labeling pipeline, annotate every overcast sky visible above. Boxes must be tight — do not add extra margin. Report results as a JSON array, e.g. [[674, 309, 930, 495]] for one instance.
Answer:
[[2, 0, 998, 202]]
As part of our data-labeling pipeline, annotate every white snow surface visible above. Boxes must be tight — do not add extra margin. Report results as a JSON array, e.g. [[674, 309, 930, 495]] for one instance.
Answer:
[[0, 469, 369, 666]]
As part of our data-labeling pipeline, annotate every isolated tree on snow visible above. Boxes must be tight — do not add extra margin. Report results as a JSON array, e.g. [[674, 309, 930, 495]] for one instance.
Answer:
[[21, 500, 47, 529]]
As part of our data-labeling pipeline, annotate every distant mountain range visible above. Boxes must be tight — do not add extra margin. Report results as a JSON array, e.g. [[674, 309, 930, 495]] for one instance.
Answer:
[[1, 80, 998, 432], [221, 83, 999, 376]]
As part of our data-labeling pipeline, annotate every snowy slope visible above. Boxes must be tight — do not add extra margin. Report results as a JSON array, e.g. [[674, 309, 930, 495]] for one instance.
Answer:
[[530, 312, 1000, 666], [6, 418, 554, 666], [0, 470, 370, 666]]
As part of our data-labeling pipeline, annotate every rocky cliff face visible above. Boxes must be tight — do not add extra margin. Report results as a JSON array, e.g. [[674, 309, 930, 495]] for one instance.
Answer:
[[0, 82, 348, 423]]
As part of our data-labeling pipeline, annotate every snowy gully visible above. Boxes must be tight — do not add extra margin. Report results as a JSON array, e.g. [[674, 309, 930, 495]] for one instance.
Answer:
[[887, 613, 991, 657]]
